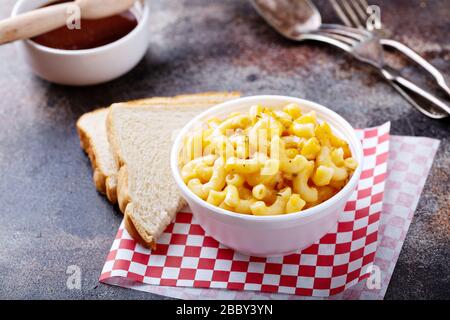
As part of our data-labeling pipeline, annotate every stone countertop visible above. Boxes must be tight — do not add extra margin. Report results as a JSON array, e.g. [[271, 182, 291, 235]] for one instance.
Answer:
[[0, 0, 448, 299]]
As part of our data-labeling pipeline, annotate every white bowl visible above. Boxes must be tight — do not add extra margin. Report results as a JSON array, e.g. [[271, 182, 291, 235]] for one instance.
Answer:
[[12, 0, 150, 86], [171, 95, 363, 257]]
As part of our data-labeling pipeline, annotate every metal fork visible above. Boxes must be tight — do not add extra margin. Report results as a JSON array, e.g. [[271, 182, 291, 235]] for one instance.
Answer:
[[330, 0, 450, 110], [315, 25, 450, 119], [251, 0, 449, 118]]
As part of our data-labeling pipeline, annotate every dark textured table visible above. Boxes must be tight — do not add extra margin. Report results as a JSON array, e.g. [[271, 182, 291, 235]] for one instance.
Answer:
[[0, 0, 448, 300]]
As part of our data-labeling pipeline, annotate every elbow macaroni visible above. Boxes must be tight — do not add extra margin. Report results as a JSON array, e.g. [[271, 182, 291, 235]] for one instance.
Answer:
[[181, 103, 358, 215]]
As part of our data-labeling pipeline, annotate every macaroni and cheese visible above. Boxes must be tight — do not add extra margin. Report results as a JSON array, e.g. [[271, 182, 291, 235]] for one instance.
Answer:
[[179, 103, 358, 216]]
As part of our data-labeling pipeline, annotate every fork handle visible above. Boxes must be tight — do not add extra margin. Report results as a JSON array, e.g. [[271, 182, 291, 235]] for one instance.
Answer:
[[380, 66, 450, 119], [380, 38, 450, 97]]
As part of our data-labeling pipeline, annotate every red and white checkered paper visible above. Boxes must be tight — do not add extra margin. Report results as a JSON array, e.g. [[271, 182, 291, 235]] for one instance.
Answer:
[[100, 122, 391, 297], [341, 134, 440, 300]]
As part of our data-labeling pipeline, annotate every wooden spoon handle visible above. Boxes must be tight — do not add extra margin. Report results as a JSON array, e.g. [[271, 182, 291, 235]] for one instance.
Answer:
[[0, 3, 72, 45]]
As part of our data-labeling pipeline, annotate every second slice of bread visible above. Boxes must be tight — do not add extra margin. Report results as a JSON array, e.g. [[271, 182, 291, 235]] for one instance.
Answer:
[[77, 108, 119, 203]]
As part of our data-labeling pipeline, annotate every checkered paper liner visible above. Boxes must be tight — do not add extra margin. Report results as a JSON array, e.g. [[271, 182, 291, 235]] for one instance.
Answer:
[[100, 122, 391, 297], [342, 135, 440, 300], [100, 128, 440, 299]]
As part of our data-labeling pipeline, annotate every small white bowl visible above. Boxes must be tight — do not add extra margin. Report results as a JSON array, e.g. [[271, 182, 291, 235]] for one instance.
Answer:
[[12, 0, 150, 86], [171, 95, 363, 257]]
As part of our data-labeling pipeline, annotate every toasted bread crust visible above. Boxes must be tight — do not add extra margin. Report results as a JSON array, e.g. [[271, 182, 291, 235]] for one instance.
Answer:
[[127, 91, 241, 106], [116, 165, 130, 214], [124, 207, 155, 249]]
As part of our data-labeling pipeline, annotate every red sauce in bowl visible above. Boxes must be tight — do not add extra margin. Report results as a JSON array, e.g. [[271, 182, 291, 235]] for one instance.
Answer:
[[31, 0, 138, 50]]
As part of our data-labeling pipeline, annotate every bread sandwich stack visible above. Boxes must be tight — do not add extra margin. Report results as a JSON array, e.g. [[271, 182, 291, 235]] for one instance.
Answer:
[[77, 92, 240, 248]]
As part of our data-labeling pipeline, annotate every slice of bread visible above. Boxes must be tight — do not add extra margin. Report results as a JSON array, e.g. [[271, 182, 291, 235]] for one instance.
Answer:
[[77, 108, 119, 203], [77, 92, 240, 205], [106, 101, 229, 248]]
